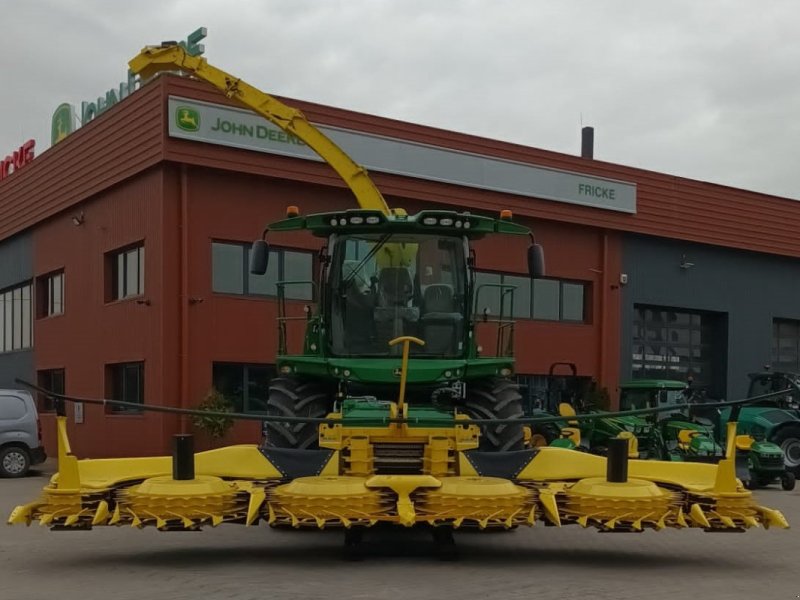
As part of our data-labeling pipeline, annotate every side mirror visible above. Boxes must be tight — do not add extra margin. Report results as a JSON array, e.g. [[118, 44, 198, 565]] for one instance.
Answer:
[[250, 240, 270, 275], [528, 243, 545, 278]]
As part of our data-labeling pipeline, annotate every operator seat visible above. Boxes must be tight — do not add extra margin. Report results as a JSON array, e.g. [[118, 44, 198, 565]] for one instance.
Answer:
[[374, 267, 419, 348], [420, 284, 463, 355]]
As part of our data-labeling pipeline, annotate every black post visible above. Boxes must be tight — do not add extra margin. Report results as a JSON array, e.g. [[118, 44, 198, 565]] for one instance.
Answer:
[[606, 437, 628, 483], [173, 434, 195, 480]]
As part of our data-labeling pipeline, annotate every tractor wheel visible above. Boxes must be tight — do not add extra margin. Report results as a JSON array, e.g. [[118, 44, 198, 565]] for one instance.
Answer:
[[771, 425, 800, 476], [463, 378, 525, 452], [781, 472, 796, 491], [264, 377, 331, 449]]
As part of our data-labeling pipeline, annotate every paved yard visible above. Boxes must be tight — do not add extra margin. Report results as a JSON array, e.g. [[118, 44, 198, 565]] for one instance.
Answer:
[[1, 462, 798, 600]]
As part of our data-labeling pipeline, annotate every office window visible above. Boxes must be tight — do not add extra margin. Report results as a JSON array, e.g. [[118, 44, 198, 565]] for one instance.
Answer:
[[0, 282, 32, 353], [212, 242, 314, 300], [37, 368, 65, 412], [212, 362, 276, 413], [474, 271, 586, 323], [106, 362, 144, 413], [110, 244, 144, 300], [37, 270, 64, 317], [773, 318, 800, 372]]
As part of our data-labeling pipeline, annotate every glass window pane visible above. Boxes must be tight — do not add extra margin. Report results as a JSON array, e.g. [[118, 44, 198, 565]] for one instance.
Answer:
[[246, 365, 274, 413], [212, 363, 245, 413], [248, 249, 279, 296], [533, 279, 559, 320], [282, 251, 314, 300], [475, 272, 502, 316], [12, 287, 21, 349], [0, 293, 5, 352], [503, 275, 531, 319], [138, 247, 145, 294], [125, 249, 139, 297], [55, 273, 63, 314], [212, 243, 245, 294], [561, 283, 584, 322], [21, 285, 31, 348], [4, 292, 11, 350], [116, 253, 125, 299]]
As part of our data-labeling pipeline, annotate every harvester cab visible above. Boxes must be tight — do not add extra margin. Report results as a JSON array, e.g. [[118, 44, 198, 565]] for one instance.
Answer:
[[251, 207, 544, 452]]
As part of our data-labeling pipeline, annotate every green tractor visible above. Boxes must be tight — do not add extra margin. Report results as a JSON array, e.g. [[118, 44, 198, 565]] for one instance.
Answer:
[[621, 379, 795, 490], [737, 369, 800, 475], [252, 208, 545, 452]]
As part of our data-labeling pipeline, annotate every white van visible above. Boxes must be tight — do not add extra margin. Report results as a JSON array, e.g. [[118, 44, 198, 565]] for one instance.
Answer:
[[0, 390, 47, 477]]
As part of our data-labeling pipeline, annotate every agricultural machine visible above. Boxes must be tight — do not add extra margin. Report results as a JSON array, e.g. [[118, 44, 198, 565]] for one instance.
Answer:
[[620, 380, 794, 490], [8, 43, 788, 551], [737, 369, 800, 475]]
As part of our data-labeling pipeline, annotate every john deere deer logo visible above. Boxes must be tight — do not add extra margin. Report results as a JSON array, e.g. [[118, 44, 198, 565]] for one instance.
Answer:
[[176, 107, 200, 132]]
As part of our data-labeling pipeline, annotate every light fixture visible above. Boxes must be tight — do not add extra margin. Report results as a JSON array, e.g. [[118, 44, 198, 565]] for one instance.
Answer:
[[679, 254, 695, 270], [71, 212, 85, 226]]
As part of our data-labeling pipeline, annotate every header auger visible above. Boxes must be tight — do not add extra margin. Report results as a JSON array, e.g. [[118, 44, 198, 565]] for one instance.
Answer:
[[8, 42, 788, 555]]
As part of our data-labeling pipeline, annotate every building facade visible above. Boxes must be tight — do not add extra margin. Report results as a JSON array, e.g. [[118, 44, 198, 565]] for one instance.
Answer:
[[2, 74, 800, 457]]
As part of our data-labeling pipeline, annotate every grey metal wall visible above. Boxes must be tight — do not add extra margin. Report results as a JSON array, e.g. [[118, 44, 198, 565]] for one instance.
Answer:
[[621, 234, 800, 399], [0, 232, 34, 388]]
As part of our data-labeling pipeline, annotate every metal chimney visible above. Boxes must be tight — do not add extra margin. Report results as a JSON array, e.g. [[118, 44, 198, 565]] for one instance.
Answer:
[[581, 126, 594, 159]]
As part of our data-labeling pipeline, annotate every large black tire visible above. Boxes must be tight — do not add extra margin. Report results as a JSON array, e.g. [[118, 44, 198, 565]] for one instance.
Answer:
[[0, 445, 31, 478], [463, 378, 525, 452], [771, 424, 800, 476], [264, 377, 331, 449]]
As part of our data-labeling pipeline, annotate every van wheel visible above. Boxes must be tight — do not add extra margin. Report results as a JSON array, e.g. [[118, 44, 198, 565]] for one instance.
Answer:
[[0, 446, 30, 478]]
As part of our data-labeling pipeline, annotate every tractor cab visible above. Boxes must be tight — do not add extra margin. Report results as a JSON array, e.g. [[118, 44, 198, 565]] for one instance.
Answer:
[[618, 379, 691, 418], [747, 370, 800, 411]]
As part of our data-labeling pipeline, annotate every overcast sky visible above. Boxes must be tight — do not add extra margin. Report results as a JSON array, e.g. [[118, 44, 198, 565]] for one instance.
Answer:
[[2, 1, 798, 199]]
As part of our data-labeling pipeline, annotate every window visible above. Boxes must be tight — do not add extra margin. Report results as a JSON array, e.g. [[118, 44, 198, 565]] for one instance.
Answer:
[[474, 272, 586, 323], [106, 362, 144, 413], [631, 306, 723, 392], [211, 242, 314, 300], [109, 244, 144, 300], [37, 271, 64, 317], [212, 362, 276, 413], [0, 282, 32, 353], [37, 368, 65, 412], [773, 318, 800, 372]]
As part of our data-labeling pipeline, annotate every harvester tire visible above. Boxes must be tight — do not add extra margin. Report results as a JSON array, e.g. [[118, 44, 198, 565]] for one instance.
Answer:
[[265, 377, 330, 450], [463, 378, 526, 452], [771, 424, 800, 476]]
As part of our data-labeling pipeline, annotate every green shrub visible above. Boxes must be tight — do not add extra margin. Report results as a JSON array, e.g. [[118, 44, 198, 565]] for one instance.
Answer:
[[192, 388, 234, 439]]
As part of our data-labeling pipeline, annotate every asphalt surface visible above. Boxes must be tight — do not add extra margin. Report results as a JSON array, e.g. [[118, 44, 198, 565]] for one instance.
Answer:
[[1, 460, 798, 600]]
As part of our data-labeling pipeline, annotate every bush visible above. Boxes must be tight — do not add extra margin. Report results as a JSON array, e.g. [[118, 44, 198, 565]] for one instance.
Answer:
[[192, 388, 234, 439]]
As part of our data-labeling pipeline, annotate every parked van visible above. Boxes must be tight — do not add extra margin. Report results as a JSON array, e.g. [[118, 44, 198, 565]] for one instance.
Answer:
[[0, 390, 47, 477]]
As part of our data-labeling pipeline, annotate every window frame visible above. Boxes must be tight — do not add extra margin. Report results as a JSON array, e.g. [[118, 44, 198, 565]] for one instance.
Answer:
[[0, 281, 33, 353], [37, 270, 65, 318], [105, 361, 145, 414], [37, 368, 65, 412], [108, 243, 145, 302], [211, 241, 315, 301], [211, 362, 277, 414], [473, 270, 587, 323]]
